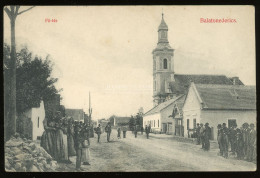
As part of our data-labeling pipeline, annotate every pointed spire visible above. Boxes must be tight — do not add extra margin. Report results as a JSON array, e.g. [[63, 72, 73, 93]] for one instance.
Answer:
[[158, 12, 168, 31]]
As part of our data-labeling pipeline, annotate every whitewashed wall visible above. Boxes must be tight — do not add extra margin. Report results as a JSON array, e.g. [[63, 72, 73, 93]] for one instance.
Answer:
[[31, 100, 45, 140]]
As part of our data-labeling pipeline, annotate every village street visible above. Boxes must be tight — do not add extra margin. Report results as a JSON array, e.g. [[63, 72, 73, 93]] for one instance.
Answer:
[[56, 129, 256, 172]]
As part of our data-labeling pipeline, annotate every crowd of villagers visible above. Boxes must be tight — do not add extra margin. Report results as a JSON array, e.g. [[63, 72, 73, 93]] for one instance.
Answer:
[[40, 111, 91, 169]]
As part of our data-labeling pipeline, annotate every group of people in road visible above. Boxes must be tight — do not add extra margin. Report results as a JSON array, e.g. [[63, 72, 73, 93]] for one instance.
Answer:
[[217, 122, 256, 162], [195, 123, 212, 151], [94, 122, 152, 144], [195, 122, 256, 162], [41, 111, 91, 171]]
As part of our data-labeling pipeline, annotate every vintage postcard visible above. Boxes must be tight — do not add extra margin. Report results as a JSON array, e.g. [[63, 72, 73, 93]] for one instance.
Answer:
[[3, 5, 256, 172]]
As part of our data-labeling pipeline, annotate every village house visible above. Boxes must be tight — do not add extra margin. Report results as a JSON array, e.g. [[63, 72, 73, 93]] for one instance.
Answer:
[[143, 95, 186, 134], [65, 109, 84, 122], [17, 100, 45, 140], [182, 83, 256, 140], [111, 116, 131, 127]]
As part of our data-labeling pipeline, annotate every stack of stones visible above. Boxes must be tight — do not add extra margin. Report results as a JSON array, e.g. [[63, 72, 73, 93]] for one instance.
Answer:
[[5, 134, 58, 172]]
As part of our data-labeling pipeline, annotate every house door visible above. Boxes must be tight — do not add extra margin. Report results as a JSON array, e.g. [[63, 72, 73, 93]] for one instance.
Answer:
[[168, 123, 172, 134], [162, 123, 167, 133], [228, 119, 237, 128]]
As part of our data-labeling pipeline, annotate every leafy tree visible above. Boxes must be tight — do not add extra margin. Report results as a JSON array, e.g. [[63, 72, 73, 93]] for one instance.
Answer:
[[4, 44, 61, 128], [129, 115, 135, 131]]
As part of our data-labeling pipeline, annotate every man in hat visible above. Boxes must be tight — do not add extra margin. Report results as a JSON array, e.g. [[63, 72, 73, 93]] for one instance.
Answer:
[[235, 128, 244, 160], [122, 126, 127, 138], [242, 122, 250, 160], [204, 123, 211, 151], [145, 125, 150, 139], [199, 123, 205, 149], [105, 122, 112, 142], [247, 123, 256, 162], [229, 124, 237, 155], [196, 123, 201, 145], [217, 124, 223, 156], [95, 124, 102, 143], [134, 125, 138, 138], [222, 123, 229, 158]]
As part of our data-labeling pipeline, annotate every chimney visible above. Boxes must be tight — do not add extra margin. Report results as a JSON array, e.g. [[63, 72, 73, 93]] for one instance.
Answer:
[[232, 77, 239, 85]]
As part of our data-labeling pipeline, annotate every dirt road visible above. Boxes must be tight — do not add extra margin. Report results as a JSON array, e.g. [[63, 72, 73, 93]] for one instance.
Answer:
[[56, 129, 256, 172]]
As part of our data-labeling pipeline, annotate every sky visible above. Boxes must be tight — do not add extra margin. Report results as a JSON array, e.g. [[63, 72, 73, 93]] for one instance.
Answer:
[[4, 6, 255, 120]]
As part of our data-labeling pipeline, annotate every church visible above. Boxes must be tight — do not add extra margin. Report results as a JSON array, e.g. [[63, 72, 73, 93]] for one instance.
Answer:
[[143, 13, 252, 136]]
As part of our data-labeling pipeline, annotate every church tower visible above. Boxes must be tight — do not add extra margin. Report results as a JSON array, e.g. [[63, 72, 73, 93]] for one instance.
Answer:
[[152, 13, 174, 106]]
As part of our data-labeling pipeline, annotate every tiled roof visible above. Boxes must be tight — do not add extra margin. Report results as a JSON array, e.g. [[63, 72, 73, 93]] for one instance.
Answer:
[[115, 117, 131, 124], [169, 74, 238, 94], [144, 95, 185, 116], [194, 84, 256, 110], [65, 109, 84, 121]]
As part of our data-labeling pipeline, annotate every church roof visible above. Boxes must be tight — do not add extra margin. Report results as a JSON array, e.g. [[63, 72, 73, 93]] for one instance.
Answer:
[[144, 95, 185, 116], [158, 14, 168, 31], [169, 74, 241, 94], [194, 84, 256, 110]]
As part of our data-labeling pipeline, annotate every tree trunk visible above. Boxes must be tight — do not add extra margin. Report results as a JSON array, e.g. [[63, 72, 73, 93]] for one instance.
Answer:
[[6, 17, 17, 141]]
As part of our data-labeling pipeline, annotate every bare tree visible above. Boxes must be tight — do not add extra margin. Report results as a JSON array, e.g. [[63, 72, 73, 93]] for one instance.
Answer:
[[4, 6, 35, 141]]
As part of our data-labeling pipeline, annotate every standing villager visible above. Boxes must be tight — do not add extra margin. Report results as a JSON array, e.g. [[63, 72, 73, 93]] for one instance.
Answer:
[[242, 123, 250, 160], [105, 122, 112, 142], [134, 125, 138, 138], [204, 123, 211, 151], [41, 117, 56, 158], [74, 122, 84, 171], [217, 124, 223, 156], [196, 123, 201, 145], [229, 125, 237, 155], [199, 123, 205, 149], [145, 125, 150, 139], [117, 127, 121, 139], [81, 124, 91, 165], [247, 123, 256, 162], [235, 128, 244, 160], [141, 126, 144, 135], [222, 123, 229, 158], [61, 117, 70, 163], [122, 126, 127, 138], [67, 117, 76, 158], [95, 124, 102, 142], [54, 119, 65, 162]]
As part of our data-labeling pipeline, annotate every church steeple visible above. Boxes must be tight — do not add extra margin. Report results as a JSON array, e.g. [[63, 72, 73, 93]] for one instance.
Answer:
[[158, 13, 169, 44], [152, 13, 175, 106]]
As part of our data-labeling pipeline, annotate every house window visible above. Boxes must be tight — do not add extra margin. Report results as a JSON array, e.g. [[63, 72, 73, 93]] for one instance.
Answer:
[[187, 119, 190, 130], [193, 119, 196, 129], [154, 120, 155, 127], [228, 119, 237, 128], [38, 117, 40, 128], [163, 59, 167, 69], [158, 120, 159, 127]]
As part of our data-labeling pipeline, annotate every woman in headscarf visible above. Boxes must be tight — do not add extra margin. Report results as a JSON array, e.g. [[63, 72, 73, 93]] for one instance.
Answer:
[[67, 117, 76, 158], [81, 123, 91, 165], [41, 116, 56, 158]]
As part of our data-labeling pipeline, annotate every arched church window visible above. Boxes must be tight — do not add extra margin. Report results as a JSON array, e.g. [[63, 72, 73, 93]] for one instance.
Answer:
[[163, 58, 167, 69]]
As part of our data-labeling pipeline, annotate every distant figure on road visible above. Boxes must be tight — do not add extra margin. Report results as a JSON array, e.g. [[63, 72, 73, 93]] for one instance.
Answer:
[[199, 123, 205, 149], [247, 123, 256, 162], [222, 123, 229, 158], [217, 124, 223, 156], [204, 123, 211, 151], [145, 125, 150, 139], [134, 125, 138, 138], [117, 127, 121, 139], [95, 124, 102, 143], [122, 126, 127, 138], [105, 122, 112, 142], [141, 126, 144, 135], [196, 123, 201, 145]]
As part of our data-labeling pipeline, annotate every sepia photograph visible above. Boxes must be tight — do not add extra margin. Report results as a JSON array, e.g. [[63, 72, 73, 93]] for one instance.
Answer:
[[3, 5, 256, 172]]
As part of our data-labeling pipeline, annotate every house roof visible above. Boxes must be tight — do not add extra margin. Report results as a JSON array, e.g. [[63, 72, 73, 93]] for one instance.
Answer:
[[115, 117, 131, 124], [65, 109, 84, 121], [194, 84, 256, 110], [169, 74, 243, 95], [144, 95, 185, 116]]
